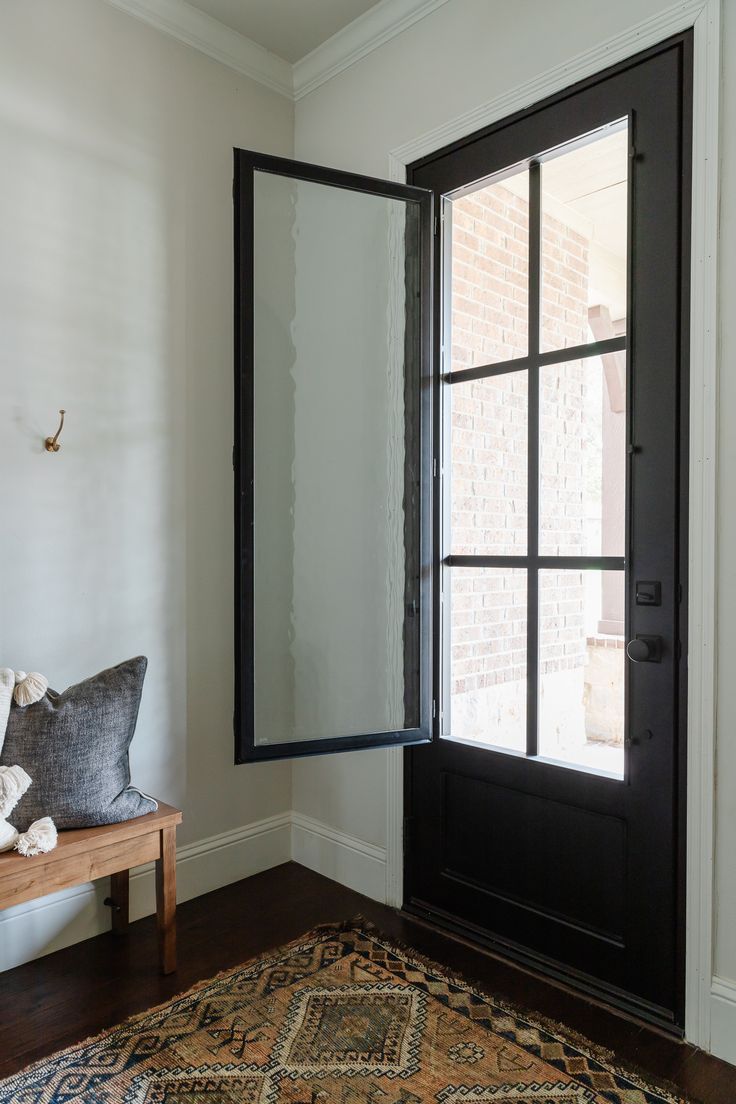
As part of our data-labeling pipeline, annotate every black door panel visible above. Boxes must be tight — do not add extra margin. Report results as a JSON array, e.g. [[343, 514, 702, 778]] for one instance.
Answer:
[[406, 34, 691, 1030]]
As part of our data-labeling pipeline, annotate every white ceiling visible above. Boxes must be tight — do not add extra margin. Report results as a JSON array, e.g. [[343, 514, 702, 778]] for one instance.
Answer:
[[542, 128, 628, 258], [185, 0, 384, 62]]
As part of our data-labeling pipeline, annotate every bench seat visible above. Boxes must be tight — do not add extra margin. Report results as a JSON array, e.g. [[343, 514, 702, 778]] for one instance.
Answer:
[[0, 802, 182, 974]]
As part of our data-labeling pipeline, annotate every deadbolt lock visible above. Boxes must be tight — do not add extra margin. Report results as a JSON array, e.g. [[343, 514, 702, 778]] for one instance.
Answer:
[[626, 635, 662, 663], [625, 728, 654, 748]]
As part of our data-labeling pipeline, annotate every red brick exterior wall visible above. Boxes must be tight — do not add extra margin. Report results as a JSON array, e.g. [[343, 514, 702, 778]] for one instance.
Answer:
[[450, 180, 591, 716]]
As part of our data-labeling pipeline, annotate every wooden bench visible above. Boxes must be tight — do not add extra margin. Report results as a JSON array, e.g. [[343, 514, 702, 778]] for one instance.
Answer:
[[0, 802, 182, 974]]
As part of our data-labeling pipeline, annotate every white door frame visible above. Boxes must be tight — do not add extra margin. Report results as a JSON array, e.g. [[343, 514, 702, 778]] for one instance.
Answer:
[[384, 0, 720, 1050]]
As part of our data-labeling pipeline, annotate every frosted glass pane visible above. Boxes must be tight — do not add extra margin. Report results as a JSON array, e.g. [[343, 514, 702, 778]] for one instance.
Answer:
[[252, 171, 422, 745]]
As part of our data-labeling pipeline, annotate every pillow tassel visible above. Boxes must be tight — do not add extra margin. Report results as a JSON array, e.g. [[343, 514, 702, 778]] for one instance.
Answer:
[[13, 671, 49, 708], [15, 817, 57, 857]]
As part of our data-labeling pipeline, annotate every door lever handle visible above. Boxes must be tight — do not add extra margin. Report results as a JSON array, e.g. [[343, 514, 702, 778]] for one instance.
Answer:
[[626, 635, 662, 663]]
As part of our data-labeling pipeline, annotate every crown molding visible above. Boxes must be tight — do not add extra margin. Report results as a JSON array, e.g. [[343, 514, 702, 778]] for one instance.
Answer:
[[103, 0, 452, 103], [102, 0, 294, 99], [388, 0, 712, 171], [293, 0, 451, 100]]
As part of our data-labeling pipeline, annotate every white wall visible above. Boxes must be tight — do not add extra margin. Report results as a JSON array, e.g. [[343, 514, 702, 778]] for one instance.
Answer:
[[292, 0, 735, 1055], [0, 0, 294, 970]]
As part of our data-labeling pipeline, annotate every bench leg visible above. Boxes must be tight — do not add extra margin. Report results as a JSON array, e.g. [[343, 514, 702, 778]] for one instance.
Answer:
[[109, 870, 130, 934], [155, 825, 177, 975]]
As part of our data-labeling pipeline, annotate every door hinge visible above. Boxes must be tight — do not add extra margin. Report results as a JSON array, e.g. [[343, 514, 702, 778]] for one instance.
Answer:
[[232, 445, 236, 469], [434, 216, 439, 236], [432, 699, 437, 719], [433, 457, 438, 478], [403, 816, 413, 851]]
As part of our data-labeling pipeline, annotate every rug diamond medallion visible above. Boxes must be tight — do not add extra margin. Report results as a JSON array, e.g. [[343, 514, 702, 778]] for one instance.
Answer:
[[0, 925, 685, 1104], [274, 983, 425, 1078]]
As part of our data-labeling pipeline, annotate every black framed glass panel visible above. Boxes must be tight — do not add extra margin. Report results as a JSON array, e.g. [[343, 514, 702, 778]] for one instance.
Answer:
[[442, 120, 629, 779], [234, 150, 433, 762]]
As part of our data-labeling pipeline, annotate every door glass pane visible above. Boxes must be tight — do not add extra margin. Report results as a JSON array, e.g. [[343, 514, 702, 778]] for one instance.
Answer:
[[450, 373, 528, 556], [252, 169, 422, 746], [541, 123, 628, 353], [448, 568, 527, 751], [538, 569, 625, 777], [539, 358, 626, 557], [450, 169, 529, 369]]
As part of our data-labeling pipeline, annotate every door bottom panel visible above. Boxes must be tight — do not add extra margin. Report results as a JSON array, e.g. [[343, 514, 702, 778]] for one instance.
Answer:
[[441, 770, 627, 945], [402, 897, 682, 1034]]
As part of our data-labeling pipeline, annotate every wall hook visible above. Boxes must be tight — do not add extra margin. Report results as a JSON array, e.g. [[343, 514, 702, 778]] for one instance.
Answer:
[[44, 409, 66, 453]]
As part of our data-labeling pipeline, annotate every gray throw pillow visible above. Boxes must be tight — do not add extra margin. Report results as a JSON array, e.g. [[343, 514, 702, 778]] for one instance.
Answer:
[[0, 656, 157, 831]]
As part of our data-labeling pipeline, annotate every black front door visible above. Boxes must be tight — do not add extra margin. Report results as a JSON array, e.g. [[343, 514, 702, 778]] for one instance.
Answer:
[[405, 35, 692, 1030]]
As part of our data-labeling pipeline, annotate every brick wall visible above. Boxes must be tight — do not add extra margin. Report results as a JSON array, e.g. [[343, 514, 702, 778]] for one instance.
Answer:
[[449, 179, 595, 744]]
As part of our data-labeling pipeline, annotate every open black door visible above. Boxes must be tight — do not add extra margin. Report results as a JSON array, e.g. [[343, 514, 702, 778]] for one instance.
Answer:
[[405, 34, 692, 1030], [234, 153, 434, 761]]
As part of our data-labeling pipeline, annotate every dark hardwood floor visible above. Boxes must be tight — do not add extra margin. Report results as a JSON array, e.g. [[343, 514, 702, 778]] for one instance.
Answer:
[[0, 861, 733, 1102]]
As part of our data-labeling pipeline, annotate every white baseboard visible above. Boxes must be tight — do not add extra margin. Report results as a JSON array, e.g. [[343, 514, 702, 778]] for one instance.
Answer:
[[0, 811, 292, 973], [710, 976, 736, 1066], [0, 809, 384, 973], [290, 811, 387, 903]]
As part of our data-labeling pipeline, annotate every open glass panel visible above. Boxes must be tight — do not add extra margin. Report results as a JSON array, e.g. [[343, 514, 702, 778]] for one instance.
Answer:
[[234, 150, 433, 762], [442, 119, 629, 780]]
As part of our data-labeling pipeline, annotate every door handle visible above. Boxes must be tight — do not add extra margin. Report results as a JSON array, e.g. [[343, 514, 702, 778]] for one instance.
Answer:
[[626, 635, 662, 663]]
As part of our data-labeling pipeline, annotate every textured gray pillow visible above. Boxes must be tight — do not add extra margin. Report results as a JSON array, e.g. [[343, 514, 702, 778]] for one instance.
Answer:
[[0, 657, 157, 831]]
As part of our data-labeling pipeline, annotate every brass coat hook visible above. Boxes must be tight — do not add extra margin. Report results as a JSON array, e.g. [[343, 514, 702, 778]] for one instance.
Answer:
[[45, 409, 66, 453]]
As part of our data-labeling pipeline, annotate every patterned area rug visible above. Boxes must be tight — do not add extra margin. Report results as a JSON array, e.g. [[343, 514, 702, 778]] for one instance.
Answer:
[[0, 922, 686, 1103]]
